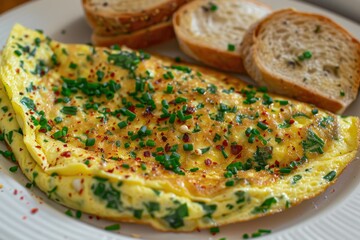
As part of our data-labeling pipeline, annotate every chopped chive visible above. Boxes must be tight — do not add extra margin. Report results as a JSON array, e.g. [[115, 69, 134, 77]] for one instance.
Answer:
[[60, 106, 77, 115], [190, 167, 199, 172], [69, 62, 78, 69], [165, 84, 173, 94], [146, 139, 156, 147], [65, 209, 73, 217], [118, 121, 127, 129], [96, 70, 104, 81], [201, 147, 211, 154], [292, 174, 302, 184], [104, 223, 120, 231], [85, 138, 95, 146], [169, 113, 176, 123], [9, 166, 18, 173], [76, 210, 82, 219], [257, 121, 268, 130], [227, 44, 235, 52], [258, 229, 272, 234], [225, 180, 234, 187], [175, 97, 187, 104], [276, 100, 289, 106], [210, 3, 218, 12], [298, 50, 312, 61], [311, 109, 318, 115], [221, 149, 228, 159], [54, 116, 63, 124], [14, 50, 22, 56], [183, 143, 193, 151], [171, 65, 192, 73], [34, 37, 41, 46], [122, 163, 130, 169], [210, 226, 220, 234], [279, 167, 292, 174], [323, 171, 336, 181]]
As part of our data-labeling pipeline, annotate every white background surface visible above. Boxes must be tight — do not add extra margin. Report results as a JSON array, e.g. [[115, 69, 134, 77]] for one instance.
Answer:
[[0, 0, 360, 240]]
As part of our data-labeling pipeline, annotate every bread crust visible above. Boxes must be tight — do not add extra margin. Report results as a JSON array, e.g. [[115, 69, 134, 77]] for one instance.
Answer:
[[240, 9, 360, 113], [83, 0, 191, 35], [173, 0, 271, 73], [92, 21, 175, 49]]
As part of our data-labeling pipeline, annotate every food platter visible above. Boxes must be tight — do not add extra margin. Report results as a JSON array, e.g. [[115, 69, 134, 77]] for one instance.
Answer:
[[0, 0, 359, 239]]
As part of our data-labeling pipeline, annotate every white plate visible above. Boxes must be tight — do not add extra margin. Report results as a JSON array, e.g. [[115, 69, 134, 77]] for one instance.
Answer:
[[0, 1, 359, 239]]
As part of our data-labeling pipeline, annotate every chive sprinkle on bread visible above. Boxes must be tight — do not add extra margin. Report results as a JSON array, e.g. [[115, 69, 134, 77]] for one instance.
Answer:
[[82, 0, 191, 36], [173, 0, 271, 73], [240, 9, 360, 113]]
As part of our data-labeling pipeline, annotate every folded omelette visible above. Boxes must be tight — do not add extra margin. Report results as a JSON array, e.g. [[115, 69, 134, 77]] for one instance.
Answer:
[[0, 24, 358, 231]]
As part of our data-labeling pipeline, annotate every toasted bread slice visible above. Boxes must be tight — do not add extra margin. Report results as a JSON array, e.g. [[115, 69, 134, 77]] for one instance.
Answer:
[[173, 0, 271, 73], [83, 0, 190, 35], [240, 9, 360, 113], [92, 20, 175, 49]]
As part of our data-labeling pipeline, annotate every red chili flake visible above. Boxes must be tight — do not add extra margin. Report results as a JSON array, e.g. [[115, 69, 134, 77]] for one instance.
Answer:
[[31, 208, 38, 214], [165, 143, 171, 152], [143, 151, 151, 157], [185, 107, 196, 114], [13, 189, 18, 195], [128, 105, 136, 113], [289, 119, 295, 124], [60, 151, 71, 158], [230, 145, 243, 155], [222, 140, 228, 147], [35, 146, 41, 149], [215, 145, 223, 151], [182, 133, 190, 142], [110, 72, 115, 78], [204, 159, 212, 166], [161, 136, 167, 142], [157, 117, 169, 122], [38, 129, 47, 133], [16, 68, 20, 74], [275, 160, 280, 166]]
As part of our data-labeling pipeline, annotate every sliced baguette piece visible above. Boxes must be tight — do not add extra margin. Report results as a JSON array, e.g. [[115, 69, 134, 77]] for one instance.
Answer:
[[240, 9, 360, 113], [173, 0, 271, 73], [92, 20, 175, 49], [82, 0, 191, 36]]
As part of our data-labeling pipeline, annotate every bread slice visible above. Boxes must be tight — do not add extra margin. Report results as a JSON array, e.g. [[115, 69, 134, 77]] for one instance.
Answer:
[[173, 0, 271, 73], [92, 20, 175, 49], [82, 0, 190, 36], [240, 9, 360, 113]]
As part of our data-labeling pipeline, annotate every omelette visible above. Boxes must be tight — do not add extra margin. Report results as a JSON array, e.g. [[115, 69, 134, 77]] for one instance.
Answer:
[[0, 24, 359, 231]]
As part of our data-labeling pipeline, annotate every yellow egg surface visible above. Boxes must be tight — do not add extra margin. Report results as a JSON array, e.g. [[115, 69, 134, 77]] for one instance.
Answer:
[[0, 24, 359, 231]]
